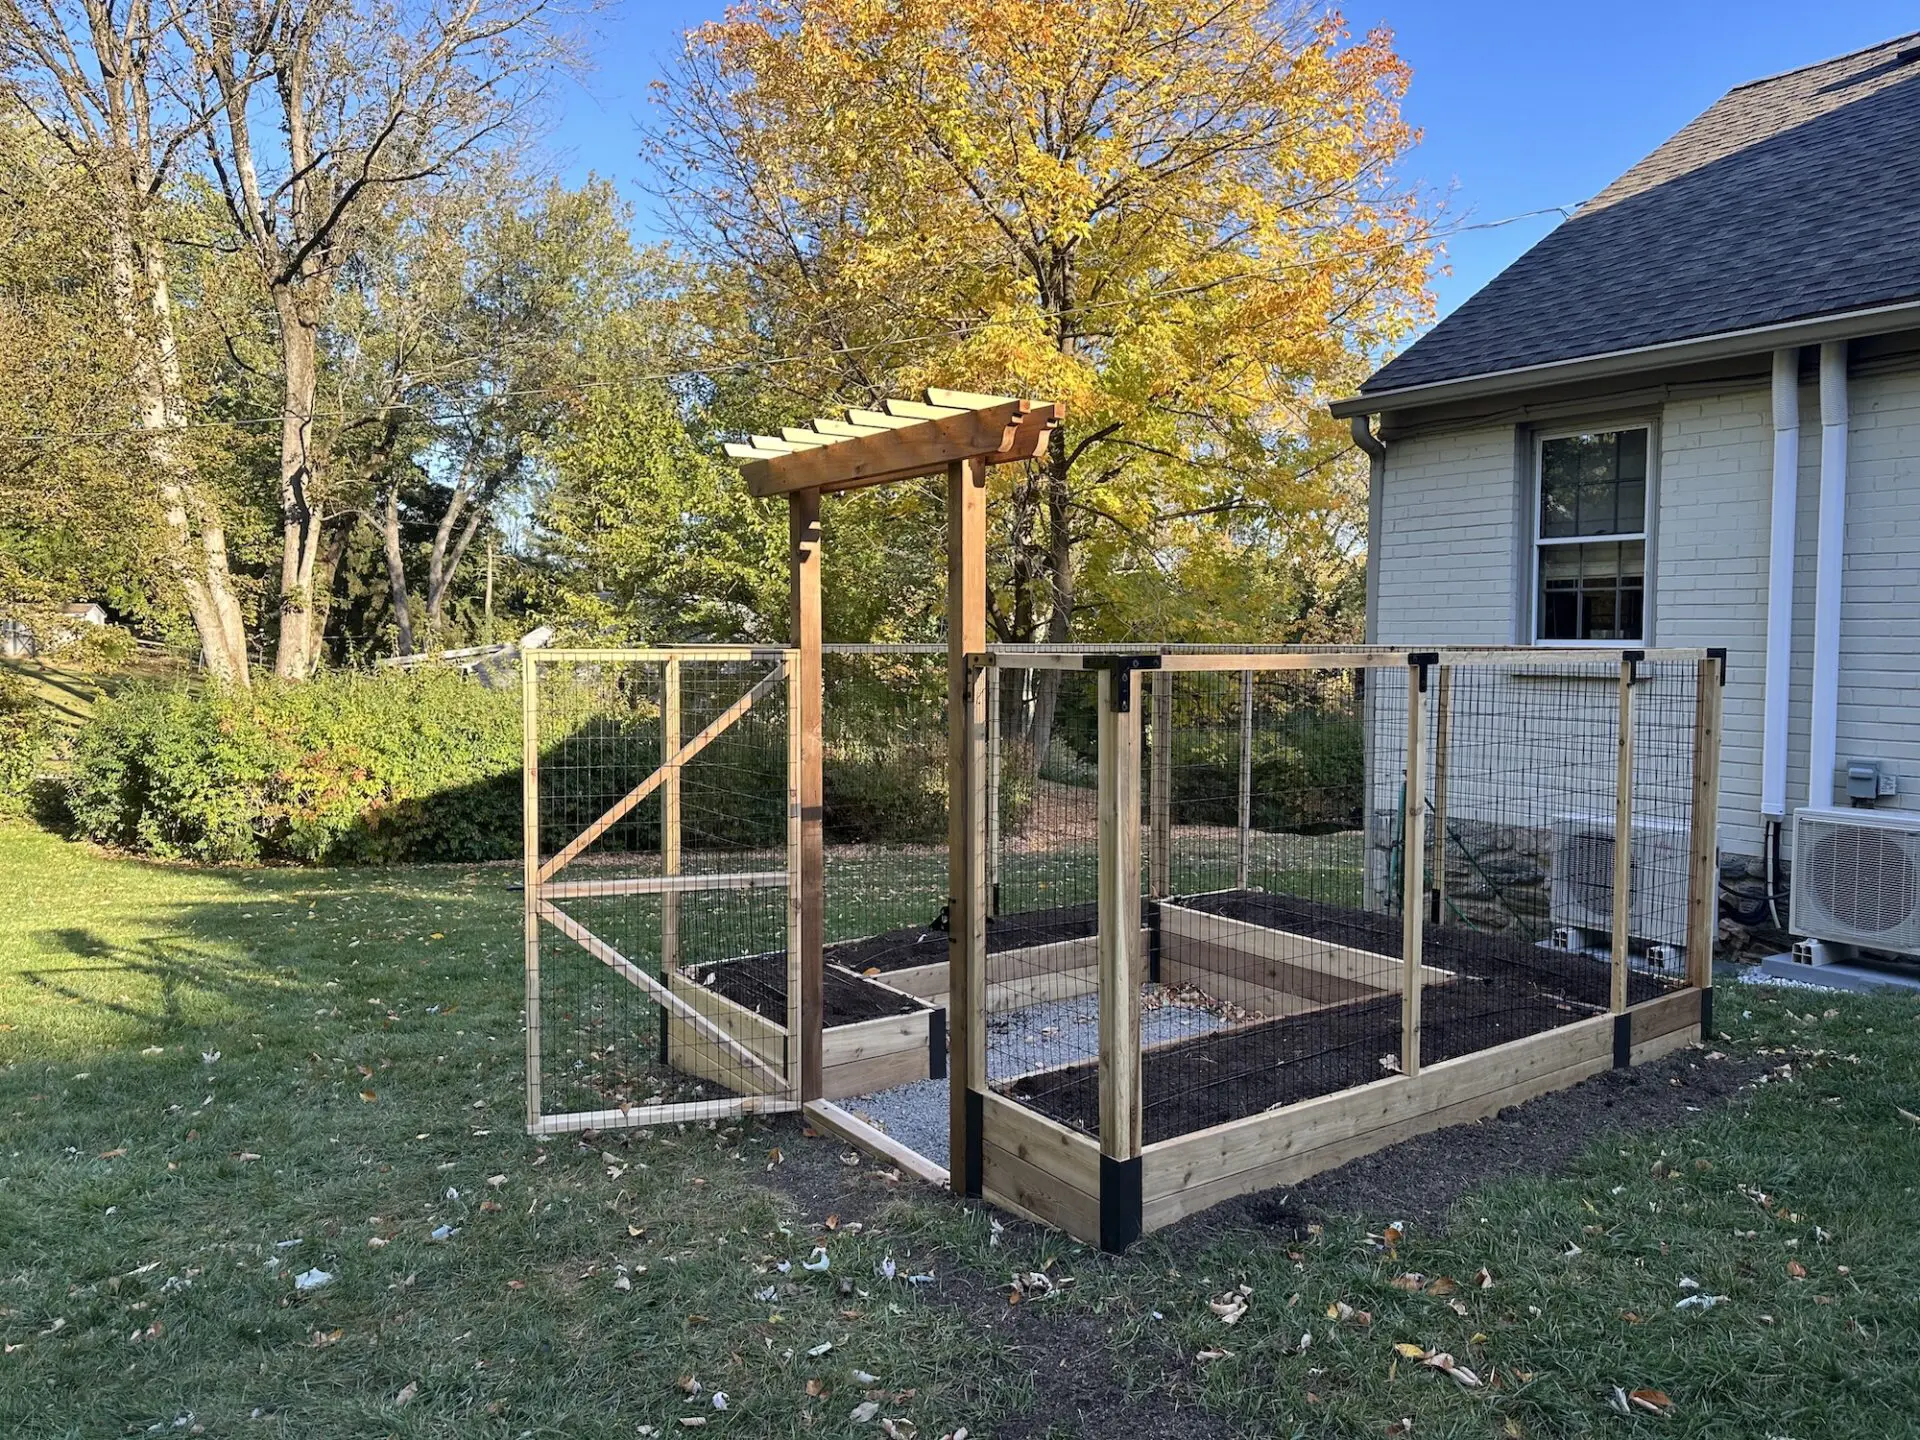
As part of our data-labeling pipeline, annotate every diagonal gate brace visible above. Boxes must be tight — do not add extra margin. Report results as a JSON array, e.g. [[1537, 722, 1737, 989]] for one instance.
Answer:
[[536, 900, 788, 1095]]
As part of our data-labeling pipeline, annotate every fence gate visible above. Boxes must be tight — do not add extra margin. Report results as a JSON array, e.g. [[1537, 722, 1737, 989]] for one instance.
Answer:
[[522, 647, 803, 1136]]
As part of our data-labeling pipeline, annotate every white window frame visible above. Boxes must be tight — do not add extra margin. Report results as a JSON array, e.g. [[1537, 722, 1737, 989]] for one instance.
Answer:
[[1528, 421, 1655, 647]]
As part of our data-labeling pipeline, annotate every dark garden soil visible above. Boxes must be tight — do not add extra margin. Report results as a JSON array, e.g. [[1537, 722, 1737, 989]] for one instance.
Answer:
[[1005, 887, 1685, 1143], [694, 951, 926, 1026], [823, 900, 1108, 973]]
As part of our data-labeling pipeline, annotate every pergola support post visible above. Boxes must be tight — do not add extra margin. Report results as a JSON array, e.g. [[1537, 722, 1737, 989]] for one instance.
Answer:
[[948, 456, 989, 1195], [790, 488, 825, 1101]]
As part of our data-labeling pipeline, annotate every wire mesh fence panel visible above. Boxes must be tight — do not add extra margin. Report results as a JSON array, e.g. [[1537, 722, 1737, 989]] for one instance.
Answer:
[[986, 651, 1714, 1149], [974, 662, 1110, 1098], [527, 652, 795, 1133]]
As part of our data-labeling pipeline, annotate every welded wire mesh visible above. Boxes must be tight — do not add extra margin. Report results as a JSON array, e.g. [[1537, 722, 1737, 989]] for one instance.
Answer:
[[529, 654, 793, 1131], [975, 662, 1110, 1094], [993, 651, 1709, 1147]]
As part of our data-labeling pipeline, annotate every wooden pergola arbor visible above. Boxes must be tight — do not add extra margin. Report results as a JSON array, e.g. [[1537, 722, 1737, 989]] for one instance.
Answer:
[[724, 389, 1060, 1193]]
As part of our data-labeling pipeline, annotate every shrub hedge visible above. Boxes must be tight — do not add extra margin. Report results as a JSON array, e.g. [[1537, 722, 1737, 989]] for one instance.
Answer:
[[0, 672, 54, 813], [65, 666, 1015, 865]]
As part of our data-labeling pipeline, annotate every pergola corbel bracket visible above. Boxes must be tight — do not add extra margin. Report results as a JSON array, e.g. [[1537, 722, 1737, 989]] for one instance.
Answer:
[[724, 389, 1061, 498]]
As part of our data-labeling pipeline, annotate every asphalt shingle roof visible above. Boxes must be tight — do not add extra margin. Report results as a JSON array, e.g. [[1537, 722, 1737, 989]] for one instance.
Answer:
[[1361, 33, 1920, 397]]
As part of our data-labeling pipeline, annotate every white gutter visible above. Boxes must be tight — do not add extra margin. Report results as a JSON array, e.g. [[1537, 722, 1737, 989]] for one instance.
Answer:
[[1807, 340, 1849, 809], [1760, 348, 1800, 819]]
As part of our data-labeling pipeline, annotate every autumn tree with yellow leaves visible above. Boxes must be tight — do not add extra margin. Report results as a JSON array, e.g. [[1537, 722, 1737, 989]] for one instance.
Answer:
[[652, 0, 1432, 740]]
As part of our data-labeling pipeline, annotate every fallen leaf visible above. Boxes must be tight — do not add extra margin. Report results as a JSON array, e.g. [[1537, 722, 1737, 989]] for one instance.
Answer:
[[1209, 1292, 1249, 1325], [1474, 1267, 1495, 1289], [1426, 1276, 1458, 1297], [1423, 1352, 1481, 1387], [97, 1147, 127, 1160], [805, 1379, 827, 1398], [1390, 1273, 1425, 1292], [850, 1399, 880, 1423], [1629, 1388, 1674, 1415], [359, 1090, 377, 1103], [395, 1381, 419, 1406], [678, 1420, 706, 1431], [1787, 1260, 1808, 1279], [1394, 1342, 1427, 1359]]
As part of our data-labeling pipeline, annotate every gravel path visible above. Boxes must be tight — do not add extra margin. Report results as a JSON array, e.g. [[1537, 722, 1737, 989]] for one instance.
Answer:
[[841, 990, 1233, 1163]]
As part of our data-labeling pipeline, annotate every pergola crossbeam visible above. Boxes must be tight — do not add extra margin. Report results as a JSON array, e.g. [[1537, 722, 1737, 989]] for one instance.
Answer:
[[733, 391, 1060, 498]]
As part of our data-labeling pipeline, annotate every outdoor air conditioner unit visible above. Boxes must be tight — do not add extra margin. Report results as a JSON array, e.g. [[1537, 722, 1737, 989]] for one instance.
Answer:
[[1789, 807, 1920, 957], [1549, 813, 1692, 951]]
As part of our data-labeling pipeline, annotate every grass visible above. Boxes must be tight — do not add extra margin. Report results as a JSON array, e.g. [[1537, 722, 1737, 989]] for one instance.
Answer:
[[3, 819, 1919, 1438]]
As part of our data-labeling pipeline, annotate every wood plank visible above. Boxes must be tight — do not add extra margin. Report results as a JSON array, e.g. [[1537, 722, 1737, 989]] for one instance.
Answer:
[[1630, 1020, 1697, 1068], [1142, 1045, 1615, 1231], [981, 1090, 1102, 1195], [540, 870, 785, 901], [1629, 986, 1701, 1045], [743, 402, 1026, 498], [1140, 1013, 1617, 1224], [662, 657, 681, 974], [1160, 953, 1346, 1017], [1687, 655, 1725, 992], [1097, 667, 1144, 1162], [986, 967, 1098, 1013], [539, 663, 788, 881], [948, 454, 990, 1191], [522, 651, 543, 1130], [983, 1139, 1100, 1243], [792, 489, 825, 1099], [803, 1100, 948, 1186], [1158, 904, 1447, 990], [1432, 665, 1452, 922]]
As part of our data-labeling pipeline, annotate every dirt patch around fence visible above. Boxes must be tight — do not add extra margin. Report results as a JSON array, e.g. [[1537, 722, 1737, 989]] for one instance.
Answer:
[[1005, 888, 1685, 1142], [693, 951, 926, 1025]]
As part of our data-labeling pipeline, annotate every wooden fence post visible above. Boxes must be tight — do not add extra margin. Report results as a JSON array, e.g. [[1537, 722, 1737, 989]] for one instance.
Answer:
[[1686, 651, 1726, 1032], [947, 456, 989, 1195], [1611, 653, 1639, 1024], [1097, 661, 1145, 1250], [1236, 669, 1253, 890], [790, 490, 825, 1101], [522, 650, 543, 1131], [662, 657, 682, 976], [1399, 654, 1432, 1080]]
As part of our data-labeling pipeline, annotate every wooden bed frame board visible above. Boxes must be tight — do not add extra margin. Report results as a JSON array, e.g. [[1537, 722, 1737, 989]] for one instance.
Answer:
[[664, 964, 939, 1101], [854, 929, 1147, 1012], [1157, 901, 1451, 1014], [1137, 986, 1702, 1231], [965, 987, 1699, 1246], [977, 1090, 1103, 1240]]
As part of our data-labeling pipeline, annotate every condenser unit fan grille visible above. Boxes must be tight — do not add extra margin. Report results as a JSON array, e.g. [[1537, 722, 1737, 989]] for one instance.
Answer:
[[1559, 830, 1621, 914], [1803, 826, 1920, 937]]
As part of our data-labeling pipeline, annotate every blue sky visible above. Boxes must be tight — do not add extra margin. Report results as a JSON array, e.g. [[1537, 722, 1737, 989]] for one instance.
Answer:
[[545, 2, 1918, 321]]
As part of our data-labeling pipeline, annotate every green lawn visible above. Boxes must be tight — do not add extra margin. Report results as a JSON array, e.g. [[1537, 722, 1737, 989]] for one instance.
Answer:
[[3, 820, 1919, 1438]]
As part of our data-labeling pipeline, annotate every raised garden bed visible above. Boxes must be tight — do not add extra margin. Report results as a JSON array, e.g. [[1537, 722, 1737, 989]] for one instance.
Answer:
[[1002, 887, 1683, 1144], [664, 953, 943, 1100]]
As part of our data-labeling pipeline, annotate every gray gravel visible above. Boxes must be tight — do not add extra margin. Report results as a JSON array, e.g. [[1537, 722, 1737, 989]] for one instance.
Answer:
[[841, 990, 1233, 1163]]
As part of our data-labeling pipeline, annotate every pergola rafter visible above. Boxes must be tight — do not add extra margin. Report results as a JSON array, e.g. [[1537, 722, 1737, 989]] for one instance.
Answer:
[[725, 389, 1061, 497]]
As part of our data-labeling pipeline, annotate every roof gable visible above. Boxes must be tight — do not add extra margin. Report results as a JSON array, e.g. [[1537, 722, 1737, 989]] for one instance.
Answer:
[[1362, 34, 1920, 398]]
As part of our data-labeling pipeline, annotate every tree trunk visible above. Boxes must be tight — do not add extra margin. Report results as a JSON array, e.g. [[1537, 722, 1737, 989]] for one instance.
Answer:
[[305, 513, 356, 668], [272, 287, 324, 678], [108, 192, 252, 683], [381, 482, 416, 658], [1027, 427, 1077, 774]]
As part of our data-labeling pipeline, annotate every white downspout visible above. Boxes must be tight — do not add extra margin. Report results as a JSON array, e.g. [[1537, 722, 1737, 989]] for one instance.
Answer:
[[1760, 347, 1800, 820], [1807, 340, 1849, 810]]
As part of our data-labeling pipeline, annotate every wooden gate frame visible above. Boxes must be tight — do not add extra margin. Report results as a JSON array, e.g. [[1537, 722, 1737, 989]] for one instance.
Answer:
[[522, 645, 804, 1136]]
